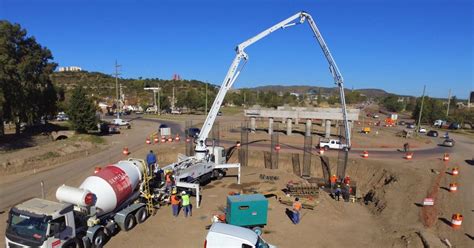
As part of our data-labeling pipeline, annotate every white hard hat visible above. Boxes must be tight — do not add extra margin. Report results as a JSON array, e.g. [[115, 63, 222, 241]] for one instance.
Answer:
[[181, 191, 186, 195]]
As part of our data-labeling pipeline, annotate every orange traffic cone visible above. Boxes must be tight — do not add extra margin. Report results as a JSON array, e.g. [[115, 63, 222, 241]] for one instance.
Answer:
[[175, 134, 180, 142], [167, 137, 173, 142], [449, 183, 458, 192], [319, 148, 325, 155], [451, 213, 463, 228], [154, 137, 159, 144], [122, 147, 130, 155], [452, 167, 459, 176], [161, 136, 166, 143], [146, 138, 151, 144], [405, 152, 413, 160], [443, 153, 450, 161]]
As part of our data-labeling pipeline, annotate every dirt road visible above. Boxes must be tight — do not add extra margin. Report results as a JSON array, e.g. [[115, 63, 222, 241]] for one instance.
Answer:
[[0, 117, 182, 211]]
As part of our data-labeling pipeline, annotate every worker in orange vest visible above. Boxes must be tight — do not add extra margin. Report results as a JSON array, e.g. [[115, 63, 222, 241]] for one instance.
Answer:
[[291, 198, 302, 224], [330, 175, 337, 188], [170, 191, 181, 217]]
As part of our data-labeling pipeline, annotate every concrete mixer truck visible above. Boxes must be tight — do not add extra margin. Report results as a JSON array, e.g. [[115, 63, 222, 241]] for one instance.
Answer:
[[5, 158, 162, 248]]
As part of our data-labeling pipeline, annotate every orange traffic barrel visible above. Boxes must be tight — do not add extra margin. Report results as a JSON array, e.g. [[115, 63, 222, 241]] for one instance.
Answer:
[[362, 151, 368, 158], [451, 213, 463, 228], [167, 137, 173, 142], [122, 147, 130, 155], [146, 138, 151, 144], [154, 137, 159, 144], [319, 148, 325, 155], [161, 136, 166, 143], [175, 134, 180, 142], [94, 167, 102, 174], [275, 144, 281, 152], [449, 183, 458, 192], [443, 153, 450, 161]]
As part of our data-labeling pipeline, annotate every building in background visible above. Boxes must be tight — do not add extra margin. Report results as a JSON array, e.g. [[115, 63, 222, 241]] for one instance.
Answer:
[[58, 66, 82, 72]]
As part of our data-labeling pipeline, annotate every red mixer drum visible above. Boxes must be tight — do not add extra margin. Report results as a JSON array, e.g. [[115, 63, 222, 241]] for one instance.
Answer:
[[79, 160, 146, 215]]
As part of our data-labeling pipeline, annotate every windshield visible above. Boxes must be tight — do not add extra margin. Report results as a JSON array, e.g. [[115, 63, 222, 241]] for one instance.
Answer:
[[255, 237, 270, 248], [8, 212, 48, 242]]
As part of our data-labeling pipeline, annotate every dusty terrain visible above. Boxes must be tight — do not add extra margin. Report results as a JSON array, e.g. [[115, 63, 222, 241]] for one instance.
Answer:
[[0, 114, 472, 248]]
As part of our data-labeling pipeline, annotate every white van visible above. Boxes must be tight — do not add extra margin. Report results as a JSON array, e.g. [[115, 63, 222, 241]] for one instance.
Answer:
[[205, 223, 275, 248]]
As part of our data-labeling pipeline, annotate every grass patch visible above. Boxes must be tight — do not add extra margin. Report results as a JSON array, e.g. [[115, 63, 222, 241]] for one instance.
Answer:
[[37, 151, 60, 160], [70, 134, 106, 144], [221, 106, 244, 116]]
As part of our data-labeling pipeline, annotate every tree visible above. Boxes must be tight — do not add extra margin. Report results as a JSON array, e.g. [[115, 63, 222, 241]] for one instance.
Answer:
[[345, 91, 366, 104], [0, 21, 57, 135], [67, 87, 98, 133], [382, 95, 404, 112], [412, 97, 444, 124], [316, 88, 322, 105]]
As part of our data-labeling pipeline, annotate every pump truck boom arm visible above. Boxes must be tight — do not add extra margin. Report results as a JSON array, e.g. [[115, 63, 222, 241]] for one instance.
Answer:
[[196, 11, 351, 157]]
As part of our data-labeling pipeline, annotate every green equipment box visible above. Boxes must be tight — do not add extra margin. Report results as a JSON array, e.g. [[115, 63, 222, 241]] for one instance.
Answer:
[[226, 194, 268, 227]]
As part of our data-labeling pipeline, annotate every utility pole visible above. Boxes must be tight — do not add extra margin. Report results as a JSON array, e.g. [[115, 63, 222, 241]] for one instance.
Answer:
[[205, 82, 208, 116], [416, 85, 426, 135], [446, 89, 451, 117], [114, 60, 121, 119], [158, 84, 161, 115], [172, 87, 176, 110]]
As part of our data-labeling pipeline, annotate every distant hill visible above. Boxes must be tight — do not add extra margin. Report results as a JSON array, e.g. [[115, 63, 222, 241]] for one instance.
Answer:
[[250, 85, 391, 98]]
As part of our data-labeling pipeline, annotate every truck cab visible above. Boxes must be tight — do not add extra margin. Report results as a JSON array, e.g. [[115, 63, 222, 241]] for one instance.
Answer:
[[5, 198, 79, 248], [205, 223, 275, 248]]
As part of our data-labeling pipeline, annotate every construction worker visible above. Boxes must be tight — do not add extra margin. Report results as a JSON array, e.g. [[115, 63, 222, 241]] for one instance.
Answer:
[[334, 185, 342, 201], [146, 150, 157, 174], [165, 171, 174, 192], [170, 191, 181, 217], [343, 176, 351, 185], [403, 143, 410, 152], [330, 174, 337, 189], [292, 198, 302, 224], [181, 191, 192, 217]]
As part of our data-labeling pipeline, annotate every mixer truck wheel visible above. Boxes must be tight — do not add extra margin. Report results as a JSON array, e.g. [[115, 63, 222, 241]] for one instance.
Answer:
[[135, 207, 148, 223], [91, 230, 106, 248], [123, 213, 137, 231]]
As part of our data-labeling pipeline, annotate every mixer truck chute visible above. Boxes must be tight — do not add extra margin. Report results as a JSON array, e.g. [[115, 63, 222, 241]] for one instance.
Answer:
[[5, 159, 157, 248]]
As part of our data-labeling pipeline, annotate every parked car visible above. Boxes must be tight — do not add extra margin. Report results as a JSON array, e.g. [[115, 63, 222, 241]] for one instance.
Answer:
[[448, 123, 461, 130], [442, 138, 455, 147], [188, 127, 201, 138], [112, 118, 130, 128], [407, 123, 415, 129], [398, 121, 406, 125], [56, 112, 69, 121], [205, 223, 275, 248], [426, 130, 438, 137], [434, 119, 447, 127], [417, 127, 427, 133]]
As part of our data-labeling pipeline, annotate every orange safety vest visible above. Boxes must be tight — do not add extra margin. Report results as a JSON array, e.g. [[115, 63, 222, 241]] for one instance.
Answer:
[[330, 176, 337, 183], [293, 202, 302, 211], [171, 195, 180, 205]]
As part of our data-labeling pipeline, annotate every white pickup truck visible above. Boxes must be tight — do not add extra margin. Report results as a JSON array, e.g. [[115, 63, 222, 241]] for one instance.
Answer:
[[318, 138, 348, 150]]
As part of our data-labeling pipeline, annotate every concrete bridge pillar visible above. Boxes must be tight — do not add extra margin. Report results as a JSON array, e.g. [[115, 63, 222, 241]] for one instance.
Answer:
[[250, 117, 256, 132], [287, 118, 292, 136], [325, 119, 331, 138], [305, 119, 312, 137], [295, 118, 299, 125], [321, 119, 326, 127], [268, 118, 274, 135]]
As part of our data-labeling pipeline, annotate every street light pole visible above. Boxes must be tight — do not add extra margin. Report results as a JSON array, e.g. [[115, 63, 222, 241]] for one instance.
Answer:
[[416, 85, 426, 136]]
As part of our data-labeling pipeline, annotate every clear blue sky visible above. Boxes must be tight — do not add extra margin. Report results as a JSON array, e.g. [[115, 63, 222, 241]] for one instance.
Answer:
[[1, 0, 473, 98]]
